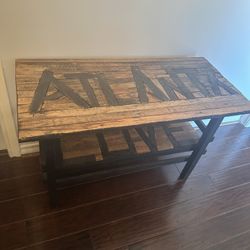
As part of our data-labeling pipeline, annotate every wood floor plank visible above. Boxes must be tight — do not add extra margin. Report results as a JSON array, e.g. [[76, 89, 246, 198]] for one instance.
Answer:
[[206, 131, 250, 154], [0, 164, 179, 226], [0, 155, 41, 180], [193, 123, 249, 144], [177, 147, 250, 175], [0, 124, 250, 249], [205, 229, 250, 250], [0, 174, 213, 227], [0, 175, 215, 248], [212, 123, 246, 139], [1, 156, 250, 227], [89, 183, 250, 249], [0, 222, 28, 250], [209, 163, 250, 191], [1, 175, 246, 249], [24, 232, 94, 250], [128, 205, 250, 250], [0, 174, 46, 202], [0, 183, 186, 248]]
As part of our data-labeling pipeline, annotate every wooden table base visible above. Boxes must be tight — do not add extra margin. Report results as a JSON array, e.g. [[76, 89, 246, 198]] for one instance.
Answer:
[[39, 118, 223, 206], [179, 117, 223, 180]]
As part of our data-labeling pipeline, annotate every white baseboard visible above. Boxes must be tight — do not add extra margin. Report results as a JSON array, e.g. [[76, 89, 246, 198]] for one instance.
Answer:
[[0, 127, 6, 150], [20, 141, 39, 155], [240, 114, 250, 128], [0, 63, 21, 157]]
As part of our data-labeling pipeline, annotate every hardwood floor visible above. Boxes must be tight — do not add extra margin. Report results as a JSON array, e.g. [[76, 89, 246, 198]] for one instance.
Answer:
[[0, 123, 250, 250]]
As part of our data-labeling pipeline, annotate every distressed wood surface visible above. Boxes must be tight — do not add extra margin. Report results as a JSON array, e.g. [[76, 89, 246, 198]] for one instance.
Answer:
[[61, 122, 199, 162], [16, 57, 250, 141]]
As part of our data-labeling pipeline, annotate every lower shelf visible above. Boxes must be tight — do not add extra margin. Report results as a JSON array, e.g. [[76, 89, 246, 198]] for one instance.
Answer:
[[39, 122, 201, 185], [60, 122, 200, 166]]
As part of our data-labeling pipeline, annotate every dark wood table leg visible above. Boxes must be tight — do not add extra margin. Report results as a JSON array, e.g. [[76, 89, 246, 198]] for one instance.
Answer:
[[39, 138, 62, 207], [179, 117, 224, 180]]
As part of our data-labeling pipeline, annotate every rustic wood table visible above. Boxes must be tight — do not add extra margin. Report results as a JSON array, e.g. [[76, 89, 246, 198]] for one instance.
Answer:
[[16, 57, 250, 206]]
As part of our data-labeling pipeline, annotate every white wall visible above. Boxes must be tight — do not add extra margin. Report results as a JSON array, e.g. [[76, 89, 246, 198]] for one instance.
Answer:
[[0, 0, 249, 148]]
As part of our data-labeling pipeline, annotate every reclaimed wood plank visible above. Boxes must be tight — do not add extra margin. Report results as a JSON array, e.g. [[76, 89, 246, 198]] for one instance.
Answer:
[[16, 57, 250, 141], [18, 95, 250, 141], [61, 122, 199, 161]]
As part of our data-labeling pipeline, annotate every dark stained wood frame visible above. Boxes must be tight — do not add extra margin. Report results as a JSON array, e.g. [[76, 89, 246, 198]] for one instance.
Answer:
[[39, 117, 223, 206], [179, 117, 223, 180]]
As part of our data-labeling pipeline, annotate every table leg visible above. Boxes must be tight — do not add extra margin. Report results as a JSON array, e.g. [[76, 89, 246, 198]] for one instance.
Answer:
[[39, 138, 62, 206], [179, 117, 224, 180]]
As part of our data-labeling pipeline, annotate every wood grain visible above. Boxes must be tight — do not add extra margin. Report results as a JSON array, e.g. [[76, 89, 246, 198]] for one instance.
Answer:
[[1, 125, 250, 249], [0, 164, 180, 226], [128, 205, 250, 250], [90, 185, 250, 249], [25, 232, 94, 250], [0, 168, 248, 249], [61, 122, 199, 161], [205, 229, 250, 250], [16, 57, 250, 141], [0, 155, 40, 180]]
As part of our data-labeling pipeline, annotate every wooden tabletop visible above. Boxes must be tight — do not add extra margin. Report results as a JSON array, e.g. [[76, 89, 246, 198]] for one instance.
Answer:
[[16, 57, 250, 141]]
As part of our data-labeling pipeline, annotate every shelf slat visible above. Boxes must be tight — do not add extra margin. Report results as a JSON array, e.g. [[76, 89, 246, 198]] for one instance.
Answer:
[[61, 122, 200, 163]]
